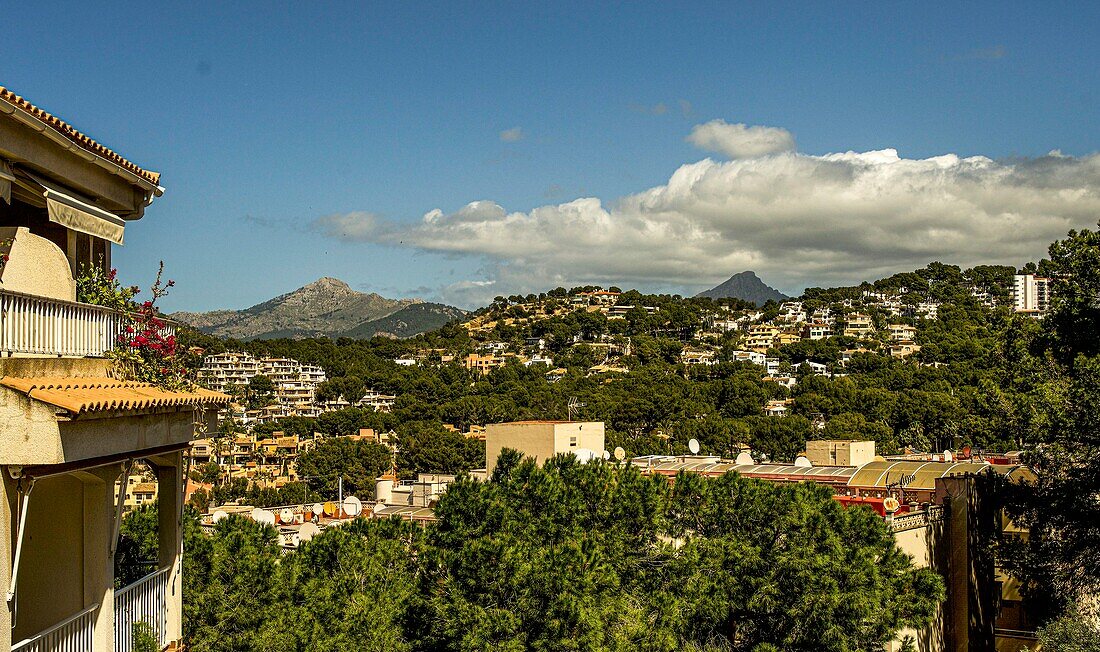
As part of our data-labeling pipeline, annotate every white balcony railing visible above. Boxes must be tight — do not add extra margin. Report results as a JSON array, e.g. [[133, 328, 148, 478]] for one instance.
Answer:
[[113, 566, 170, 652], [0, 289, 175, 358], [11, 602, 98, 652]]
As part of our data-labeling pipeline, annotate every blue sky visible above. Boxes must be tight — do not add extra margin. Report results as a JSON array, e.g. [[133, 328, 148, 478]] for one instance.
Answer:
[[5, 3, 1100, 310]]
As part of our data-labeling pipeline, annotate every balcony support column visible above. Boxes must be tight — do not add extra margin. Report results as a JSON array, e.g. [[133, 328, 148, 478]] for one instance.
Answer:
[[150, 451, 184, 646], [1, 471, 15, 652], [81, 464, 122, 652]]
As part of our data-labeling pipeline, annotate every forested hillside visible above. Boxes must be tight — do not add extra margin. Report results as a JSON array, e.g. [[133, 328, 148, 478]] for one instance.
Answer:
[[183, 260, 1037, 464]]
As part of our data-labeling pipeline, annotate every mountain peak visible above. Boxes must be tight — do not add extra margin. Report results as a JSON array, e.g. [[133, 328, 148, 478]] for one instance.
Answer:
[[303, 277, 352, 290], [171, 277, 463, 340], [696, 271, 789, 305]]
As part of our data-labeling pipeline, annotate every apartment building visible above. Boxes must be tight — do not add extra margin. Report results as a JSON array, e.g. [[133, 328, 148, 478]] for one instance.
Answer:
[[887, 323, 918, 342], [0, 87, 229, 652], [484, 421, 605, 472], [199, 353, 328, 405], [745, 325, 781, 351], [197, 352, 261, 392], [1013, 274, 1051, 315], [843, 313, 876, 338], [464, 353, 506, 374]]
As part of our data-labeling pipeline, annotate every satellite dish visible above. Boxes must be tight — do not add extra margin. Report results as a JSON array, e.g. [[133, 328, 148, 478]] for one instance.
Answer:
[[613, 446, 626, 461], [962, 445, 972, 459], [323, 501, 336, 516], [602, 450, 611, 460], [573, 448, 597, 463], [299, 522, 321, 542], [735, 451, 754, 465], [312, 502, 324, 516], [883, 497, 900, 513], [279, 508, 295, 524], [212, 510, 228, 523], [343, 495, 363, 518], [794, 455, 812, 468], [688, 438, 701, 455], [943, 449, 954, 462], [251, 508, 275, 526]]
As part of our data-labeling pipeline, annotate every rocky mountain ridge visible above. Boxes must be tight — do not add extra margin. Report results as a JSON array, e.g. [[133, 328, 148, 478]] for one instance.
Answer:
[[171, 277, 464, 340]]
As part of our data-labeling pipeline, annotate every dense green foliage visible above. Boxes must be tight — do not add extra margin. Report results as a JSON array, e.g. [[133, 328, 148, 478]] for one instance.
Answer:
[[129, 453, 942, 651], [996, 223, 1100, 623]]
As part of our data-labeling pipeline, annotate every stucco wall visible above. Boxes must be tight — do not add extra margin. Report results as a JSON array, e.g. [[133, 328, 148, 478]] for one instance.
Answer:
[[12, 474, 85, 641], [485, 422, 605, 472], [0, 227, 76, 301]]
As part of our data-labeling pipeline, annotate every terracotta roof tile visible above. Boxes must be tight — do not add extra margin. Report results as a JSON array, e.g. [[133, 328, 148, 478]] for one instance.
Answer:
[[0, 86, 161, 186], [0, 377, 229, 415]]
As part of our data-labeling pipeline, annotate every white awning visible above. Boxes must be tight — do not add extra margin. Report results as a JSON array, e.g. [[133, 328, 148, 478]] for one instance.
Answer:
[[0, 161, 13, 205], [19, 171, 125, 245]]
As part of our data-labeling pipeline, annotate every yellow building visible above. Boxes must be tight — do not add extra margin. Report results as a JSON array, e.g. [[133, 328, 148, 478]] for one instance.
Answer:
[[0, 86, 229, 652]]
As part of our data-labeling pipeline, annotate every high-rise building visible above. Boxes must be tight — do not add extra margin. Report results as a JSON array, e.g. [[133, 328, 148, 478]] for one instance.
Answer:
[[1013, 274, 1052, 315]]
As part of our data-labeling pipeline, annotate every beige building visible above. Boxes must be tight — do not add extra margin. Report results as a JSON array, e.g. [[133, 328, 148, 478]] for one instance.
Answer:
[[805, 440, 876, 467], [484, 421, 605, 472], [843, 313, 876, 338], [0, 86, 229, 652]]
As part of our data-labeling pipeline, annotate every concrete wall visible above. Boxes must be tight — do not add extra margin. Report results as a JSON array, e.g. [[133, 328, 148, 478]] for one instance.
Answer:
[[11, 474, 86, 642], [891, 519, 947, 652], [806, 440, 876, 467], [485, 422, 605, 472]]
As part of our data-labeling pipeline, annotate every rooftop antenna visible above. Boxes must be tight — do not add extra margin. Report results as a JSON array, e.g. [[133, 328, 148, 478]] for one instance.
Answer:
[[567, 396, 586, 421]]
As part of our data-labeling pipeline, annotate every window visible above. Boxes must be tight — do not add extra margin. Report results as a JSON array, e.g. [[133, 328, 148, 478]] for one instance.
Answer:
[[569, 436, 577, 448]]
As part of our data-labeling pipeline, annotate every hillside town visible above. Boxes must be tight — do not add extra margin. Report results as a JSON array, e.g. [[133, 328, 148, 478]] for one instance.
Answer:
[[5, 5, 1099, 652]]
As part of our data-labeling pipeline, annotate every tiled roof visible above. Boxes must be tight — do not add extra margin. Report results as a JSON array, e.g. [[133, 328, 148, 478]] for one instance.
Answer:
[[0, 377, 230, 415], [0, 86, 161, 186]]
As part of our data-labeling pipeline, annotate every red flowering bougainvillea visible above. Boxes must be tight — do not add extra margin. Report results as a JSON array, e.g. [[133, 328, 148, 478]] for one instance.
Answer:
[[77, 262, 192, 390]]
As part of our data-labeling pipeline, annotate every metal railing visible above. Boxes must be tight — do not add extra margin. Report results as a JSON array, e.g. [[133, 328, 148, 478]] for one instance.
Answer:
[[0, 289, 175, 358], [114, 566, 169, 652], [11, 602, 98, 652], [889, 504, 946, 532]]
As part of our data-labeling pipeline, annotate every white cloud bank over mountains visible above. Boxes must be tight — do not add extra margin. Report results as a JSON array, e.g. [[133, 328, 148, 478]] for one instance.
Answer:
[[313, 123, 1100, 307]]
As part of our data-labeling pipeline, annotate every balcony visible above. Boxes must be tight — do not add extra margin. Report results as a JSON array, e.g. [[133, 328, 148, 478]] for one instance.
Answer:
[[11, 567, 170, 652], [114, 567, 170, 652], [0, 289, 175, 358]]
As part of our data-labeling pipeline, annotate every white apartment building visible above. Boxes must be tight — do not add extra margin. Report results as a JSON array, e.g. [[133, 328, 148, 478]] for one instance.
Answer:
[[198, 352, 262, 391], [199, 353, 328, 407], [1013, 274, 1051, 315]]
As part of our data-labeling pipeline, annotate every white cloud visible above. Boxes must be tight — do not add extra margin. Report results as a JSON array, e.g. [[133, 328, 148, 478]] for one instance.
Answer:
[[687, 120, 796, 159], [313, 133, 1100, 308], [500, 127, 524, 142]]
